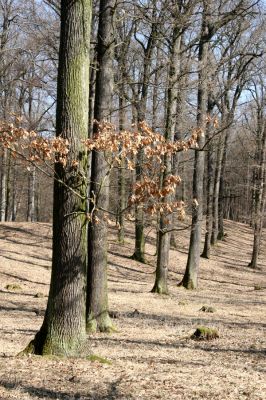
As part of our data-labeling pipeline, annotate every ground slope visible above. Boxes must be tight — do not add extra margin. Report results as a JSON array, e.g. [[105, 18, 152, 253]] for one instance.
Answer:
[[0, 220, 265, 400]]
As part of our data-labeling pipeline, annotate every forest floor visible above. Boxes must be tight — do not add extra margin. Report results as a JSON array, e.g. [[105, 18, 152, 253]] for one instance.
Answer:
[[0, 220, 265, 400]]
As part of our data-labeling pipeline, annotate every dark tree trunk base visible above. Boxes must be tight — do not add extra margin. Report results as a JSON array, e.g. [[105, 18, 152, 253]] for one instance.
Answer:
[[217, 232, 225, 241], [117, 236, 125, 245], [170, 235, 178, 249], [200, 250, 210, 259], [87, 312, 116, 333], [179, 278, 197, 290], [151, 281, 169, 295], [19, 326, 88, 357], [130, 252, 146, 264]]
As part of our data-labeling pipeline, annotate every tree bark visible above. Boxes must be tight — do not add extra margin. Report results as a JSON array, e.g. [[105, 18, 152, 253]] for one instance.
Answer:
[[132, 4, 157, 263], [117, 92, 126, 244], [181, 5, 210, 289], [27, 166, 36, 222], [23, 0, 91, 357], [201, 111, 215, 259], [211, 135, 223, 245], [86, 0, 115, 333], [249, 122, 266, 268], [152, 24, 182, 294], [0, 149, 7, 222], [217, 130, 230, 240]]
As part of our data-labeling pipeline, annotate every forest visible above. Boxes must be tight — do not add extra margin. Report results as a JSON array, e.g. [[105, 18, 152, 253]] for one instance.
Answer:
[[0, 0, 265, 399]]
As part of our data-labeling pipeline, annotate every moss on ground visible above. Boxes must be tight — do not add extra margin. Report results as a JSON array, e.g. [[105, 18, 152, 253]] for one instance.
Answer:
[[87, 354, 112, 365], [200, 305, 216, 313], [191, 326, 219, 340], [5, 283, 22, 291]]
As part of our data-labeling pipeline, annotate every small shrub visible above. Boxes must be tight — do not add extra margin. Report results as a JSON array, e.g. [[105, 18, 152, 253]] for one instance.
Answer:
[[191, 326, 219, 340], [5, 284, 22, 291], [200, 305, 216, 313]]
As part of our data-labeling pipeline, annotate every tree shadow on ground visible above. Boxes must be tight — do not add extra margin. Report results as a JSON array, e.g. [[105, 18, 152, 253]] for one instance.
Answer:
[[0, 289, 40, 297], [1, 253, 51, 269], [1, 271, 48, 286], [0, 224, 51, 239], [95, 310, 266, 331], [0, 304, 45, 315], [91, 336, 266, 360], [0, 377, 132, 399]]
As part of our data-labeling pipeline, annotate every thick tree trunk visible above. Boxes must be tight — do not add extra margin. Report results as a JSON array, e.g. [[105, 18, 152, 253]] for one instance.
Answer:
[[152, 26, 182, 294], [0, 149, 7, 222], [201, 141, 215, 259], [201, 98, 215, 259], [23, 0, 91, 357], [87, 56, 97, 198], [218, 130, 230, 240], [86, 0, 115, 333], [170, 37, 186, 248], [249, 125, 266, 268], [181, 8, 210, 290], [117, 93, 126, 244], [132, 9, 157, 263], [211, 136, 223, 245]]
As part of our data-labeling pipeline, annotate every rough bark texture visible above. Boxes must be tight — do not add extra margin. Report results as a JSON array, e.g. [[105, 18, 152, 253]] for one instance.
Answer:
[[211, 136, 223, 245], [117, 93, 126, 244], [23, 0, 91, 356], [249, 122, 266, 268], [86, 0, 115, 333], [218, 131, 229, 240], [0, 149, 7, 222], [201, 137, 215, 258], [181, 6, 209, 290], [152, 25, 182, 295], [132, 7, 157, 263]]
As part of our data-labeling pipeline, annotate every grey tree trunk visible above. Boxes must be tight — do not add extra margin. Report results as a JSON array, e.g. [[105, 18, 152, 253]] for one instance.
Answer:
[[201, 104, 215, 259], [0, 149, 7, 222], [249, 122, 266, 268], [217, 130, 230, 240], [86, 0, 115, 333], [23, 0, 91, 357], [27, 166, 36, 222], [152, 26, 182, 294], [117, 92, 126, 244], [211, 135, 223, 245], [181, 6, 210, 290], [10, 161, 17, 221], [132, 6, 157, 263]]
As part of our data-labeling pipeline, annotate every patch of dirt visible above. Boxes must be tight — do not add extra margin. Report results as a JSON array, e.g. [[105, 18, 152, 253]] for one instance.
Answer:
[[0, 220, 265, 399]]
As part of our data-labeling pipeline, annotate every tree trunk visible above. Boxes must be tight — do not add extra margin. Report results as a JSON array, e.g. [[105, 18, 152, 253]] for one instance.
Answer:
[[211, 136, 223, 245], [27, 166, 36, 222], [249, 123, 266, 268], [152, 25, 182, 294], [86, 0, 115, 333], [201, 134, 215, 258], [0, 149, 7, 222], [132, 6, 157, 263], [10, 161, 17, 221], [23, 0, 91, 357], [117, 92, 126, 244], [181, 7, 210, 290], [218, 130, 230, 240]]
